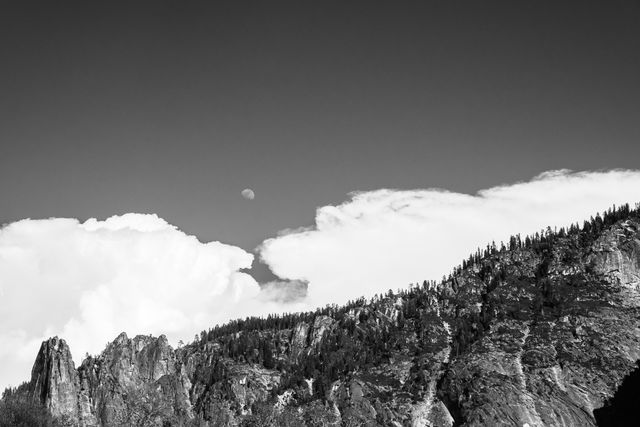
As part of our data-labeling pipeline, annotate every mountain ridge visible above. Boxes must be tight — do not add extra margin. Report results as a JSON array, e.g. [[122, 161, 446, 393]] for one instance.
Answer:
[[2, 204, 640, 426]]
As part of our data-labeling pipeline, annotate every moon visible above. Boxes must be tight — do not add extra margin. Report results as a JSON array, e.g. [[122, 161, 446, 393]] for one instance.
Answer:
[[241, 188, 255, 200]]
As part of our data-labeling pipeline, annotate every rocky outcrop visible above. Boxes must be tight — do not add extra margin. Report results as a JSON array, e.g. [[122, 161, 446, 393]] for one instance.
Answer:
[[29, 337, 80, 419], [289, 322, 310, 360], [436, 220, 640, 426], [16, 209, 640, 426], [310, 315, 334, 349]]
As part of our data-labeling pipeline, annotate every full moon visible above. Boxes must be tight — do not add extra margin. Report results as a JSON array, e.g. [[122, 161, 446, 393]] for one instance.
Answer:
[[241, 188, 255, 200]]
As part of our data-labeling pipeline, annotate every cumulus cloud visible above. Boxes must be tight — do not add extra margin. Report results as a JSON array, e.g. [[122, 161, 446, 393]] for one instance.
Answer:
[[0, 214, 292, 391], [3, 169, 640, 392], [259, 169, 640, 307]]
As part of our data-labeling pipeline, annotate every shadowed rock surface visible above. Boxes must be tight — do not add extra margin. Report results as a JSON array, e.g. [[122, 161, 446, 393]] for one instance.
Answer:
[[593, 361, 640, 426], [5, 205, 640, 426]]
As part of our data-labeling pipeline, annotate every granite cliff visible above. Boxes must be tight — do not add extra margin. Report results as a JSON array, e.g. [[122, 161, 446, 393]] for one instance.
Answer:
[[4, 205, 640, 426]]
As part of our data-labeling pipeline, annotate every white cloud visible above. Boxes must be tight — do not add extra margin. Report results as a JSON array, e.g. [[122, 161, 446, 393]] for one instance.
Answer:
[[0, 214, 291, 391], [3, 169, 640, 392], [259, 169, 640, 307]]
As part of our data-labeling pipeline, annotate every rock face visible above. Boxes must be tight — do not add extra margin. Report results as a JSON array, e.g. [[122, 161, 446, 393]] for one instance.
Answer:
[[75, 333, 188, 425], [435, 219, 640, 427], [29, 337, 80, 420], [16, 208, 640, 426]]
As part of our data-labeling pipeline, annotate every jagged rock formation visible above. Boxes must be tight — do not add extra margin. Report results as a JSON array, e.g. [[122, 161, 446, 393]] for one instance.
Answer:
[[29, 336, 81, 420], [8, 206, 640, 426]]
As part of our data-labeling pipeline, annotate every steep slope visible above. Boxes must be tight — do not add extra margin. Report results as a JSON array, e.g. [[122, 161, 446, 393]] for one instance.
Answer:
[[6, 205, 640, 426], [436, 218, 640, 425]]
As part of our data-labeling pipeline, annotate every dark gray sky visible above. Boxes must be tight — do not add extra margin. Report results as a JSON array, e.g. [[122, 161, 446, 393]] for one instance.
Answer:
[[1, 1, 639, 278]]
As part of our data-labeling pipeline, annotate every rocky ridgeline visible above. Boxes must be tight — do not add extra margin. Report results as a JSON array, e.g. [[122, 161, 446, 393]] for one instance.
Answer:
[[16, 212, 640, 426]]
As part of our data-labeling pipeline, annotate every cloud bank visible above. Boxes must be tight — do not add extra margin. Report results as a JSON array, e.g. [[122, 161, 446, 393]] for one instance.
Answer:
[[259, 170, 640, 307], [2, 169, 640, 391], [0, 214, 302, 391]]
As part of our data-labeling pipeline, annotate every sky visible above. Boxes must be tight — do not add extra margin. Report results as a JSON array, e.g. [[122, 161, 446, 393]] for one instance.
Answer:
[[1, 1, 640, 389]]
